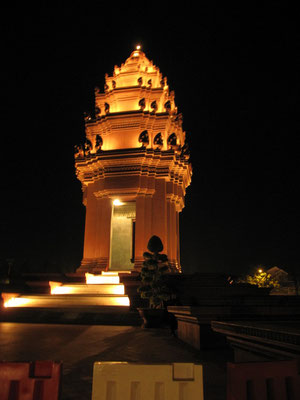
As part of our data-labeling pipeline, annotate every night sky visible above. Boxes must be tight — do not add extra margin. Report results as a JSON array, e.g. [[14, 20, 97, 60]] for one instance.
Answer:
[[0, 5, 298, 276]]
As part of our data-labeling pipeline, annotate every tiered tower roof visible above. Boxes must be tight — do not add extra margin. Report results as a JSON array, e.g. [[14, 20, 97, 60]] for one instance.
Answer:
[[79, 46, 186, 153], [75, 46, 191, 211]]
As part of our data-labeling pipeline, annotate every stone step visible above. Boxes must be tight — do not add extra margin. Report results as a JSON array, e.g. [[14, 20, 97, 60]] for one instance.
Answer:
[[3, 294, 130, 308], [0, 272, 139, 326], [50, 283, 126, 295], [85, 272, 121, 284]]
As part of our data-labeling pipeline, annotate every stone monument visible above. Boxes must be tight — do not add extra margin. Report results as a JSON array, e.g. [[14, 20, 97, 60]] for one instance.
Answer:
[[75, 46, 192, 274], [1, 46, 193, 316]]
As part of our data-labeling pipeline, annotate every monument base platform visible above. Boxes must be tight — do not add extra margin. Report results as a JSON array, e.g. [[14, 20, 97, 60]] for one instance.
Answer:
[[0, 306, 141, 326]]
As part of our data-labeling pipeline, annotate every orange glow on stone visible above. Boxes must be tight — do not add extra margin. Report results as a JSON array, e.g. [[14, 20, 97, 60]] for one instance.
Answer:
[[85, 272, 120, 284], [49, 281, 63, 293], [74, 47, 192, 275], [50, 285, 74, 295], [4, 297, 32, 308]]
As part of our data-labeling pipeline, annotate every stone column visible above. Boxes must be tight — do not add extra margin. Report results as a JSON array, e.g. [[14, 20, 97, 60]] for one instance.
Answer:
[[176, 209, 181, 271], [95, 195, 112, 271], [144, 194, 153, 245], [169, 199, 177, 267], [166, 197, 171, 262], [152, 179, 167, 254], [134, 194, 146, 269], [99, 197, 112, 270], [79, 183, 98, 272]]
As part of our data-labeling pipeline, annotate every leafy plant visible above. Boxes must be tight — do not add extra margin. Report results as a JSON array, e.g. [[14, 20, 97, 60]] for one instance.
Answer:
[[138, 236, 174, 308]]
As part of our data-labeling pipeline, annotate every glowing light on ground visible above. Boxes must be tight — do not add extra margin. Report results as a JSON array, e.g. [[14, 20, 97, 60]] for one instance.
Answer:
[[49, 281, 63, 293], [101, 271, 119, 275], [3, 273, 130, 308], [108, 285, 125, 295], [50, 285, 74, 295], [4, 295, 129, 307], [4, 297, 32, 308], [2, 293, 19, 305], [85, 272, 120, 284], [108, 296, 130, 306], [50, 283, 125, 295]]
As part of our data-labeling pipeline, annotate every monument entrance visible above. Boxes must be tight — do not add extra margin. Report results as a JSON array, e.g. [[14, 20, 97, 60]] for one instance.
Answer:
[[110, 201, 136, 270]]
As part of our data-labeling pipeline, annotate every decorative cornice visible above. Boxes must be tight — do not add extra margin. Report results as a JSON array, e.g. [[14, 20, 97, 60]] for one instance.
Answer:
[[94, 187, 155, 199], [75, 148, 192, 191]]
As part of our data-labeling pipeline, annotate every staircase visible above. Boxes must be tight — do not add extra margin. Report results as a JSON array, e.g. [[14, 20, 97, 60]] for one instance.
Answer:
[[1, 272, 141, 326]]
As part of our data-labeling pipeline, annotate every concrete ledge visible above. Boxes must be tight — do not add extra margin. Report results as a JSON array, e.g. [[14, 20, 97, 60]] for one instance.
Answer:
[[167, 306, 227, 349], [211, 320, 300, 362], [168, 297, 300, 350]]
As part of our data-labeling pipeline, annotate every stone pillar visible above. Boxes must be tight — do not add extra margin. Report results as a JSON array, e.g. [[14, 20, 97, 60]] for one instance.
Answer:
[[96, 196, 112, 271], [81, 183, 98, 269], [169, 199, 177, 268], [79, 191, 112, 274], [166, 181, 181, 270], [134, 194, 146, 269], [166, 197, 171, 263], [152, 179, 167, 253], [144, 194, 153, 246], [166, 196, 178, 270], [176, 210, 181, 271], [94, 196, 103, 262]]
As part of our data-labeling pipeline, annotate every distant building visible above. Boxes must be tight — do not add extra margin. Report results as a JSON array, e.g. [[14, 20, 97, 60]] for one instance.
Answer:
[[268, 266, 299, 295]]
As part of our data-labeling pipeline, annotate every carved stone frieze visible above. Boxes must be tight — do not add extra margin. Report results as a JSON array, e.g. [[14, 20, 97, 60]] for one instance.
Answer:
[[75, 148, 191, 197]]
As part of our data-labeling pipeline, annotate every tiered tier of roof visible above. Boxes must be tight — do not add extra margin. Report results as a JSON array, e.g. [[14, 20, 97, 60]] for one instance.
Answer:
[[75, 46, 191, 204], [76, 47, 188, 152]]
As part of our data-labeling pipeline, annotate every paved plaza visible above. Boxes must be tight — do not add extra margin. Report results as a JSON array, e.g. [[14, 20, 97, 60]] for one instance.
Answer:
[[0, 322, 231, 399]]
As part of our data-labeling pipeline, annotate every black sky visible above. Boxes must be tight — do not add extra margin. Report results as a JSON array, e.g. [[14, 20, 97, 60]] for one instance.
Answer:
[[0, 5, 298, 275]]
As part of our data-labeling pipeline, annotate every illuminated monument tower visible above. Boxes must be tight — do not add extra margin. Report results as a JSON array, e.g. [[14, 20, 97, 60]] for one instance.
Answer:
[[2, 47, 191, 311], [75, 46, 191, 274]]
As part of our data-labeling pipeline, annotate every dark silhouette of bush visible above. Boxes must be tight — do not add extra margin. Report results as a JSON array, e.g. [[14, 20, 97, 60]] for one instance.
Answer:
[[138, 236, 174, 308]]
